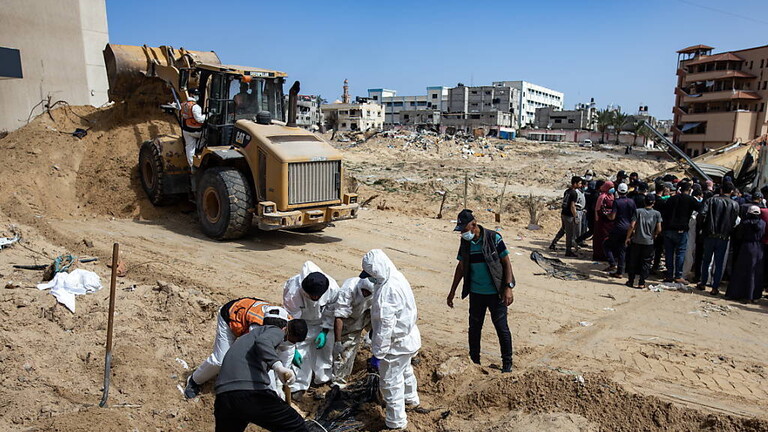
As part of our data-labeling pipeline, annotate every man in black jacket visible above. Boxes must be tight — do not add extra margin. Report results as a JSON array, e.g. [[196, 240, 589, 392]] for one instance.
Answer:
[[697, 182, 740, 295], [214, 321, 308, 432], [662, 182, 702, 284], [447, 209, 516, 372]]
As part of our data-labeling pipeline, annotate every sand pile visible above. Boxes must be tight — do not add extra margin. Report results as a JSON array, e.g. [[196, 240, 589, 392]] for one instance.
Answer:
[[0, 104, 179, 223]]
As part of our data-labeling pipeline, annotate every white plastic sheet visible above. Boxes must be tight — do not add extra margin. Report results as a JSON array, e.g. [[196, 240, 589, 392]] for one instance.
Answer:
[[37, 269, 103, 313]]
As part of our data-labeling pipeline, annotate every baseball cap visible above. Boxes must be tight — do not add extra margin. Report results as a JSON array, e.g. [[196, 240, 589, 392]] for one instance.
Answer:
[[301, 272, 329, 297], [584, 169, 595, 177], [644, 193, 656, 204], [748, 205, 761, 215], [617, 183, 629, 194], [453, 209, 475, 231]]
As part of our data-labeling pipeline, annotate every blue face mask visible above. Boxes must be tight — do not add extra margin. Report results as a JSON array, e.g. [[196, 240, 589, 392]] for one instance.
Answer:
[[608, 188, 615, 194], [367, 277, 377, 284], [461, 230, 475, 241]]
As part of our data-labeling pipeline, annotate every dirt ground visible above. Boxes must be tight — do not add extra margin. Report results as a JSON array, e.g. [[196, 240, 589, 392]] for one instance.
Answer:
[[0, 105, 766, 431]]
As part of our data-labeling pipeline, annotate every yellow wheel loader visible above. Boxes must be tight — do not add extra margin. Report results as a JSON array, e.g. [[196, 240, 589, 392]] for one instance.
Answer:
[[104, 44, 358, 239]]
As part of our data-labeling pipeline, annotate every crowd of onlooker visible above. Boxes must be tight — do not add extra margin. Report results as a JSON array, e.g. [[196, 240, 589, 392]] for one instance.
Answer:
[[550, 169, 767, 303]]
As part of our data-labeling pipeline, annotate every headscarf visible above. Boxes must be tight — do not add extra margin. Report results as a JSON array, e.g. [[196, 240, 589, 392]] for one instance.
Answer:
[[595, 181, 615, 217]]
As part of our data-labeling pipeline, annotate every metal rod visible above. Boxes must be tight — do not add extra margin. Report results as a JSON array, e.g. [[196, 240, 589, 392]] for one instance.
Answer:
[[463, 171, 468, 209], [99, 243, 119, 407]]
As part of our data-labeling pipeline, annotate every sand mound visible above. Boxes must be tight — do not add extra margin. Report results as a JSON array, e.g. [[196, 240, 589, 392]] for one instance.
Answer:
[[0, 104, 179, 222], [411, 350, 768, 432]]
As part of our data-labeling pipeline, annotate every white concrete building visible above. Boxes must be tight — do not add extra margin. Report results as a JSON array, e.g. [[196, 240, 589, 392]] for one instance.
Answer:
[[321, 102, 383, 131], [0, 0, 109, 132], [493, 81, 564, 127], [368, 87, 448, 126]]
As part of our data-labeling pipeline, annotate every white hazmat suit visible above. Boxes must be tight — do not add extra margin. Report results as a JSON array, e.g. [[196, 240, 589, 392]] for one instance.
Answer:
[[332, 277, 374, 384], [283, 261, 340, 392], [362, 249, 421, 430]]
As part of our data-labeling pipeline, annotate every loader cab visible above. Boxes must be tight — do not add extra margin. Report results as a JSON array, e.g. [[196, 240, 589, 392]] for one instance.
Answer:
[[185, 66, 286, 148]]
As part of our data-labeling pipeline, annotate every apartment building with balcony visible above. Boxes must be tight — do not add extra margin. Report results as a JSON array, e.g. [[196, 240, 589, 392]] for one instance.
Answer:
[[673, 44, 768, 156]]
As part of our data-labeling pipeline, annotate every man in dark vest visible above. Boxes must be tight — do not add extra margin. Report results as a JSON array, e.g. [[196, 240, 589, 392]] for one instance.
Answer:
[[447, 209, 516, 372]]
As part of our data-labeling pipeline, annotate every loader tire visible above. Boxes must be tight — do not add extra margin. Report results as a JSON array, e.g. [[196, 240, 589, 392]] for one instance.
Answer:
[[139, 141, 169, 205], [197, 167, 253, 240]]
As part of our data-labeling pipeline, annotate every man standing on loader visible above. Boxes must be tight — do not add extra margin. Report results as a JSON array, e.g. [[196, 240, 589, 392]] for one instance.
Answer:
[[180, 88, 206, 169]]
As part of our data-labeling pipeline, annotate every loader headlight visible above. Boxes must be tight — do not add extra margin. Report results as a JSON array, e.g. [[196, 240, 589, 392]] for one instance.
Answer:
[[343, 193, 358, 205], [259, 201, 277, 215]]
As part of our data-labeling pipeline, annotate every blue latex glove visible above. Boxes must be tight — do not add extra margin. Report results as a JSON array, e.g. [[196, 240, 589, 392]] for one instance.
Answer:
[[314, 331, 327, 349], [369, 356, 380, 371], [292, 350, 303, 367]]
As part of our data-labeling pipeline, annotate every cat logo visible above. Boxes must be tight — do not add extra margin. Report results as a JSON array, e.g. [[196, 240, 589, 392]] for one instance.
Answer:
[[234, 130, 251, 147]]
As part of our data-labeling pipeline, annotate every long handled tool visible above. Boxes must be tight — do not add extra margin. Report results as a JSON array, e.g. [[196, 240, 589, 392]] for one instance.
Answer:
[[284, 383, 292, 405], [99, 243, 119, 407]]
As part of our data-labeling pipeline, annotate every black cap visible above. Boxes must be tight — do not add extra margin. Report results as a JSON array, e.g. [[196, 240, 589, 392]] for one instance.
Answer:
[[454, 209, 475, 231], [301, 272, 329, 297], [359, 270, 371, 279], [644, 193, 656, 204], [617, 170, 627, 178]]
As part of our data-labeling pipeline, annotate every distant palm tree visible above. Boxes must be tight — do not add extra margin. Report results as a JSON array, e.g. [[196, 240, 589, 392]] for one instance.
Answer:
[[611, 112, 631, 144], [630, 119, 645, 146], [596, 109, 613, 144]]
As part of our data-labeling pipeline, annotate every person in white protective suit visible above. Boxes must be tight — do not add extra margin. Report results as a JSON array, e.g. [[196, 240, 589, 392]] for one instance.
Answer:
[[361, 249, 421, 430], [283, 261, 341, 397], [184, 298, 298, 400], [331, 276, 374, 386]]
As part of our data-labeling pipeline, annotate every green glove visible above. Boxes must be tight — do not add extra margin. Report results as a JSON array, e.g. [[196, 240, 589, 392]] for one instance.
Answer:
[[314, 331, 327, 349], [292, 350, 303, 367]]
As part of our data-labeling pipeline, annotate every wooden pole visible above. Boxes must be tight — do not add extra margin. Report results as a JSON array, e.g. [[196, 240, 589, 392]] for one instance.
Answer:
[[436, 191, 447, 219], [99, 243, 119, 407], [495, 172, 511, 223]]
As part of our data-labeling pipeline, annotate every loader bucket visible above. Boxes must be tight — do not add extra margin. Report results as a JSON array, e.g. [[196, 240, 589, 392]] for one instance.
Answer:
[[103, 44, 221, 103]]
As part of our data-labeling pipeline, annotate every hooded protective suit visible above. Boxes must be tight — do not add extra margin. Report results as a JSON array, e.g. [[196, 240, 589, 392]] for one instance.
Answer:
[[362, 249, 421, 429], [332, 277, 374, 383], [283, 261, 340, 392]]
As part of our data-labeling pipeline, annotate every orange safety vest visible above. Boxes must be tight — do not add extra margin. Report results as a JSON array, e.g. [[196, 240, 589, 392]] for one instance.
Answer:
[[180, 100, 203, 130], [226, 298, 291, 337]]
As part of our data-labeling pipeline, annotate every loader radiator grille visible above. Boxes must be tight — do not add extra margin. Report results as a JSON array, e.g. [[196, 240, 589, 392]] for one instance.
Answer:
[[288, 161, 341, 205]]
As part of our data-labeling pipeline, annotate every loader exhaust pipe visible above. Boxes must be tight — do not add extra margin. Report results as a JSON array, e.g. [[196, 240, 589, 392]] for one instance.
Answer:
[[286, 81, 300, 127]]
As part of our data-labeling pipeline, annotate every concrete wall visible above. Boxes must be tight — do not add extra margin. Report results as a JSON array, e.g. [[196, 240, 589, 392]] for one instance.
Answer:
[[0, 0, 108, 132], [679, 111, 758, 145]]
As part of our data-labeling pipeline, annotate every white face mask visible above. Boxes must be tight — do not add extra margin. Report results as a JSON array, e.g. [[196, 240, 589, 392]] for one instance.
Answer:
[[585, 175, 593, 181], [461, 230, 475, 241]]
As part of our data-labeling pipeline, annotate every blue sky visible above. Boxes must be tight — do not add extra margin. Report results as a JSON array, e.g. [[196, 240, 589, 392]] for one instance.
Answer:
[[106, 0, 768, 119]]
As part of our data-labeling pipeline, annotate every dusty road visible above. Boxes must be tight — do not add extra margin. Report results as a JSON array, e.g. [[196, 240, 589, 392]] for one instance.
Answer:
[[53, 209, 768, 420]]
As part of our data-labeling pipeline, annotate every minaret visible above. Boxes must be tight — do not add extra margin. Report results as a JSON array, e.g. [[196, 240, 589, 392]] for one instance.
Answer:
[[342, 79, 350, 104]]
